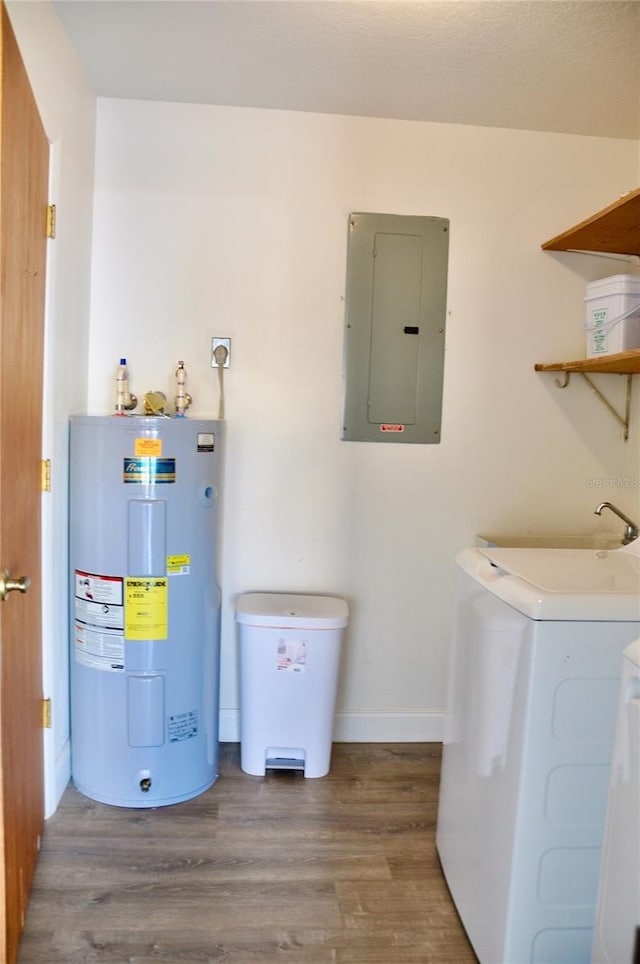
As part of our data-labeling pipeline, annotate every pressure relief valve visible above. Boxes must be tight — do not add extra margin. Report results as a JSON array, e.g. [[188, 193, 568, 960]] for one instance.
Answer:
[[174, 360, 192, 417], [114, 357, 137, 415]]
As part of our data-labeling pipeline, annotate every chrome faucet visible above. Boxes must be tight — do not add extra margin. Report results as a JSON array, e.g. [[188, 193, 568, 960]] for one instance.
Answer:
[[594, 501, 640, 545]]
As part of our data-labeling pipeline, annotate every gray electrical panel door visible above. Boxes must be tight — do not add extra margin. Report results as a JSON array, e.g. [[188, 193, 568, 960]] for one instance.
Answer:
[[341, 212, 449, 443]]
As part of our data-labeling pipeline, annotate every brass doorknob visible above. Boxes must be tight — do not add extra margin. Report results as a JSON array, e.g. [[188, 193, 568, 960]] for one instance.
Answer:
[[0, 569, 30, 601]]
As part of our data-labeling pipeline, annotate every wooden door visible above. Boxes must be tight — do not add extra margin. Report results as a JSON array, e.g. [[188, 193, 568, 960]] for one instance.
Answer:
[[0, 4, 48, 961]]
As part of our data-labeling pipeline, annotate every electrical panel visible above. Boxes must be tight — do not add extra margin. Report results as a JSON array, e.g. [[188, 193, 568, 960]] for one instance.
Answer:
[[341, 212, 449, 443]]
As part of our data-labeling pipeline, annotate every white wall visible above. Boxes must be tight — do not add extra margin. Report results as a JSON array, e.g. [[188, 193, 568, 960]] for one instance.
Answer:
[[87, 99, 640, 743], [6, 1, 96, 815]]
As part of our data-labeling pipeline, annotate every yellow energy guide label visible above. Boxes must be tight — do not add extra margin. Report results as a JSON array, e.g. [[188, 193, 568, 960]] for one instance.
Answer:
[[125, 577, 168, 640], [167, 554, 191, 576]]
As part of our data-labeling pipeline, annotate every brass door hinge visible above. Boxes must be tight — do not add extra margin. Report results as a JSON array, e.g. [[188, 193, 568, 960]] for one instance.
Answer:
[[41, 459, 51, 492], [41, 698, 52, 729], [46, 204, 56, 239]]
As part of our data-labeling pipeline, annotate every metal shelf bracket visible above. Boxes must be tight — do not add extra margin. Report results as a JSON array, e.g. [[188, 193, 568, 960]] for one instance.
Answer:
[[555, 371, 633, 441], [554, 372, 571, 389]]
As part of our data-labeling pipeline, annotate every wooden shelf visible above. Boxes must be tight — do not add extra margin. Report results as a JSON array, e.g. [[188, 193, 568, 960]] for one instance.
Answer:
[[539, 191, 640, 439], [534, 349, 640, 375], [542, 187, 640, 255]]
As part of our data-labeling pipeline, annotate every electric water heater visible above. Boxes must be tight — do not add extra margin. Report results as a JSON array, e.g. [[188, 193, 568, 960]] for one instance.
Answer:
[[69, 415, 224, 807]]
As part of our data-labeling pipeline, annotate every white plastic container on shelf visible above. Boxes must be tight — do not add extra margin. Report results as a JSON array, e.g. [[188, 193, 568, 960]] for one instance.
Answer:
[[584, 274, 640, 357], [235, 592, 348, 778]]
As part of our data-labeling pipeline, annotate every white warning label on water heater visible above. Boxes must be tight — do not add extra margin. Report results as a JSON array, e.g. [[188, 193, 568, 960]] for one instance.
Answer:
[[197, 433, 215, 452], [75, 571, 123, 606], [74, 626, 125, 673], [75, 598, 124, 630], [276, 639, 307, 673], [74, 571, 125, 672]]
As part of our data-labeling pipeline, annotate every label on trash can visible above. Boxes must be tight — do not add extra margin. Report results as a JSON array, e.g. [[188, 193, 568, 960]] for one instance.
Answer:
[[276, 639, 307, 673]]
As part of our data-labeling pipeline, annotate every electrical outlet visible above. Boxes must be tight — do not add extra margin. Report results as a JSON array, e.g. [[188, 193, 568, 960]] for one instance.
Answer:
[[211, 337, 231, 368]]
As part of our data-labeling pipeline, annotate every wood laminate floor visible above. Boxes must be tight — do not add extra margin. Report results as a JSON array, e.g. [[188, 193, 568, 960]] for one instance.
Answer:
[[18, 743, 477, 963]]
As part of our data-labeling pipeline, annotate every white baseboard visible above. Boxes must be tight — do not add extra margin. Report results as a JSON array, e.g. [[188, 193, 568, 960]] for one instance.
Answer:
[[44, 734, 71, 819], [334, 710, 444, 742], [219, 707, 241, 743], [219, 708, 443, 744]]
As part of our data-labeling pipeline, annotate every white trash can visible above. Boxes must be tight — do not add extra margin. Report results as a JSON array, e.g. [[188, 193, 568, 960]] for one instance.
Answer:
[[235, 592, 349, 778]]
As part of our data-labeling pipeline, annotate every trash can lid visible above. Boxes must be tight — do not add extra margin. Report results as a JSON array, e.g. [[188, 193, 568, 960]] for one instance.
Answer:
[[235, 592, 349, 629]]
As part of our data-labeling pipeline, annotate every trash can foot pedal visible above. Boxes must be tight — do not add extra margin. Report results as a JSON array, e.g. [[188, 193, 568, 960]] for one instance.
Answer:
[[265, 757, 305, 772]]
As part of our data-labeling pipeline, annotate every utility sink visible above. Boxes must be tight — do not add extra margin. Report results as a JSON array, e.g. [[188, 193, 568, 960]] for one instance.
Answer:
[[471, 539, 640, 620], [479, 544, 640, 594]]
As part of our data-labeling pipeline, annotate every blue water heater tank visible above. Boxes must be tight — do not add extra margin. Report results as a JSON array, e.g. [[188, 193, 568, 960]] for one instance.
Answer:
[[69, 415, 224, 807]]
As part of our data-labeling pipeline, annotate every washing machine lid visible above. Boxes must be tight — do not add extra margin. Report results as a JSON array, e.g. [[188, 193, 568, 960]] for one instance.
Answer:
[[457, 546, 640, 620], [235, 592, 349, 629]]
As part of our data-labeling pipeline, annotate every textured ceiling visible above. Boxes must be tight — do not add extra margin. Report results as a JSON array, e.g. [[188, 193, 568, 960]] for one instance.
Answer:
[[53, 0, 640, 139]]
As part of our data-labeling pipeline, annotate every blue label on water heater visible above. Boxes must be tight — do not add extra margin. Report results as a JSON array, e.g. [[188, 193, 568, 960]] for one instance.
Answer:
[[123, 457, 176, 484]]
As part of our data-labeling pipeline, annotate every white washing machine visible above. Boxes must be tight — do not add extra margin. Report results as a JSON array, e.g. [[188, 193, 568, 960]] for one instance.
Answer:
[[592, 637, 640, 964], [436, 541, 640, 964]]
